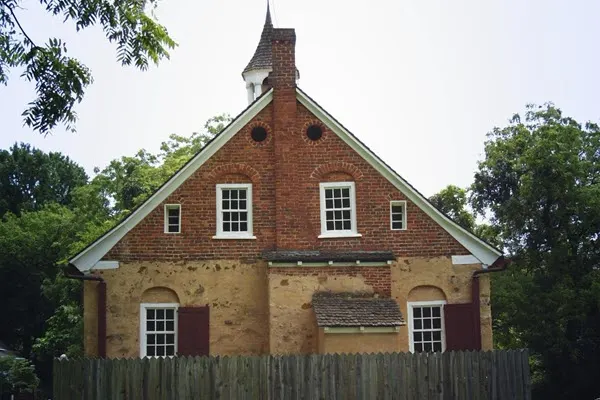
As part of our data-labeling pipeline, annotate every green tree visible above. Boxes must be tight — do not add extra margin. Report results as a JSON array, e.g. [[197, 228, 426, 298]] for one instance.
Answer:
[[471, 103, 600, 399], [0, 356, 39, 394], [0, 143, 88, 217], [1, 0, 176, 134]]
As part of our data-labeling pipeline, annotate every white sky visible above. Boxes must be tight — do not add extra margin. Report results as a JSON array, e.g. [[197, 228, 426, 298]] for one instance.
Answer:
[[1, 0, 599, 196]]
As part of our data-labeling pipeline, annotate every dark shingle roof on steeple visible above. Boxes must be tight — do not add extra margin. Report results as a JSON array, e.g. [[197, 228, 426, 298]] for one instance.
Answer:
[[243, 5, 274, 74]]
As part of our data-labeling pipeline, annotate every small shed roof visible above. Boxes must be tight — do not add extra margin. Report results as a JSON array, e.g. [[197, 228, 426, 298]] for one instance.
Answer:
[[312, 292, 404, 327]]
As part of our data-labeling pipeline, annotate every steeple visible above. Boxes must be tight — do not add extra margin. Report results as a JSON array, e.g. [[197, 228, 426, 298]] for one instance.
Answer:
[[242, 2, 299, 104]]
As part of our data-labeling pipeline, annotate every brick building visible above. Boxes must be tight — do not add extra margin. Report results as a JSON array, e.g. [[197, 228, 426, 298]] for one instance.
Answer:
[[69, 6, 504, 358]]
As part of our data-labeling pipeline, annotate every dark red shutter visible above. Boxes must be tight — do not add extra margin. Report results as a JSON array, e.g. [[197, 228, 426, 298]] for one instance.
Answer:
[[444, 303, 480, 351], [178, 306, 210, 356]]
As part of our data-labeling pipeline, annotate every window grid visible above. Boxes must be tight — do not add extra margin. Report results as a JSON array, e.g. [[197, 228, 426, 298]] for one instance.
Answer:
[[411, 305, 443, 352], [221, 188, 248, 233], [144, 307, 177, 357], [165, 205, 181, 233], [324, 187, 352, 231], [390, 201, 406, 230]]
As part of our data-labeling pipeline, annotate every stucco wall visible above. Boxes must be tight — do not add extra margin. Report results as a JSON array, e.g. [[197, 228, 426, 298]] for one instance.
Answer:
[[319, 329, 401, 354], [84, 260, 269, 358], [391, 256, 493, 351], [268, 269, 376, 355]]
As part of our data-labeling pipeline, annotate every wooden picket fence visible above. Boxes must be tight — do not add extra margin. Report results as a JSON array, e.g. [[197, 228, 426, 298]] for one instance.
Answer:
[[53, 350, 531, 399]]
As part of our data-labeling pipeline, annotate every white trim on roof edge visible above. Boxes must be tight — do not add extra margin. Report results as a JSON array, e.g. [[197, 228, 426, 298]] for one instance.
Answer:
[[296, 89, 501, 266], [69, 90, 274, 272]]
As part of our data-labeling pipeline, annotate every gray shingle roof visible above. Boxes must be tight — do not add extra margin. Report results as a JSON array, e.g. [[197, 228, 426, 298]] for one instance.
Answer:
[[243, 6, 274, 74], [312, 292, 404, 327], [262, 250, 396, 263]]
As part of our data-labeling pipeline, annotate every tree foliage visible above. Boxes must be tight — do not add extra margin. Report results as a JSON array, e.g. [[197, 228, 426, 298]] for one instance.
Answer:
[[0, 356, 39, 394], [471, 103, 600, 399], [0, 0, 176, 134]]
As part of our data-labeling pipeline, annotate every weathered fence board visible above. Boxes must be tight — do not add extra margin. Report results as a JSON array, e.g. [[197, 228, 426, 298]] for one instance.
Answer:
[[53, 350, 530, 400]]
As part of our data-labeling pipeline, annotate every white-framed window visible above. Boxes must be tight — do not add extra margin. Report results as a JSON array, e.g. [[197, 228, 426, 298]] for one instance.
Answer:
[[319, 182, 360, 238], [408, 301, 446, 353], [164, 204, 181, 233], [140, 303, 178, 357], [215, 183, 254, 239], [390, 200, 407, 230]]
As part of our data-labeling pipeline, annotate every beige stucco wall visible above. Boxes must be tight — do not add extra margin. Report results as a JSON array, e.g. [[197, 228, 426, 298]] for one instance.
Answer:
[[268, 271, 375, 355], [392, 256, 493, 351], [84, 260, 270, 358], [319, 329, 401, 354]]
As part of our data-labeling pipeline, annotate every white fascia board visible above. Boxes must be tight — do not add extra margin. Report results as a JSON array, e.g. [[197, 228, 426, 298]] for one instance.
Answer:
[[296, 89, 502, 266], [69, 91, 274, 272], [451, 255, 482, 265], [91, 261, 120, 270]]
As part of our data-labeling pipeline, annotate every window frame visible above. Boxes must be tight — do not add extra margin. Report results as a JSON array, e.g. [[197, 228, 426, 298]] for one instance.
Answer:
[[214, 183, 255, 239], [164, 204, 182, 234], [407, 300, 446, 353], [139, 302, 179, 358], [318, 181, 360, 238], [390, 200, 407, 231]]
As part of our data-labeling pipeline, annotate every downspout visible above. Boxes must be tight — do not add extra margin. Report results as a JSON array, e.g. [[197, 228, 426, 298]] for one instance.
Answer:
[[471, 256, 510, 350], [64, 265, 107, 358]]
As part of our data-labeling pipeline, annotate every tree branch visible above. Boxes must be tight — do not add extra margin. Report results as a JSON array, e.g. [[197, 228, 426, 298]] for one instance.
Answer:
[[1, 0, 39, 48]]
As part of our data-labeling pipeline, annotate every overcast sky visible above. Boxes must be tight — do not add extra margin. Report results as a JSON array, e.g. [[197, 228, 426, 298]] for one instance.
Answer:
[[1, 0, 599, 196]]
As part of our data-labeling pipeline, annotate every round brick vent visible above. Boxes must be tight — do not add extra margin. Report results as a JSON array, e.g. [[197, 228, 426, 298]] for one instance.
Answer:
[[306, 125, 323, 141], [251, 126, 268, 142]]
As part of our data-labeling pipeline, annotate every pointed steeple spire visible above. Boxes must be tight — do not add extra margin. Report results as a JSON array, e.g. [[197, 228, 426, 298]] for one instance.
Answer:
[[243, 3, 274, 74]]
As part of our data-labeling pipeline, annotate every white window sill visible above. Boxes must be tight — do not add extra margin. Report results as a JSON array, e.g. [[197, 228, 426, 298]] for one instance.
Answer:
[[318, 232, 362, 239], [212, 235, 257, 240]]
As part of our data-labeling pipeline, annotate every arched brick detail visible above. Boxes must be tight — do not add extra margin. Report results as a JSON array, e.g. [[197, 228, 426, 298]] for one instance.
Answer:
[[205, 163, 260, 182], [386, 192, 407, 202], [301, 120, 328, 145], [407, 285, 447, 302], [244, 121, 273, 147], [310, 161, 364, 181]]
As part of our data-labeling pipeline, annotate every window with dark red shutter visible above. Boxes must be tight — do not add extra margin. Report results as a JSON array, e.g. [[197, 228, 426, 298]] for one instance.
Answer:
[[444, 303, 481, 351], [177, 306, 210, 356]]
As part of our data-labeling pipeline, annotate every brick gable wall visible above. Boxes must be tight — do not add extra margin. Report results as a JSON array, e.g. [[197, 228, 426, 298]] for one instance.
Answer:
[[105, 99, 468, 262]]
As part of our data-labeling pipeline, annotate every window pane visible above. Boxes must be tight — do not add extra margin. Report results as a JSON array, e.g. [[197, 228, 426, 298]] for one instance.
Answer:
[[325, 189, 333, 198], [166, 345, 175, 356], [232, 222, 239, 231], [414, 319, 422, 329], [239, 212, 248, 222], [423, 307, 431, 317], [334, 210, 342, 220], [326, 211, 334, 221], [325, 199, 333, 209], [424, 343, 432, 352], [424, 319, 431, 329], [334, 188, 341, 197], [433, 331, 441, 341], [166, 334, 175, 344], [413, 332, 422, 342], [147, 346, 155, 356], [147, 335, 155, 345], [334, 199, 341, 208], [240, 222, 248, 231], [169, 208, 180, 217], [166, 309, 174, 319], [343, 221, 351, 230], [157, 310, 164, 319], [157, 334, 165, 345], [157, 321, 165, 331], [239, 200, 247, 210], [433, 319, 441, 329], [326, 221, 334, 230], [147, 309, 155, 319], [392, 222, 402, 229], [433, 342, 442, 352], [222, 190, 230, 199], [232, 213, 239, 222], [413, 308, 421, 318], [415, 343, 423, 352], [432, 307, 440, 317], [166, 321, 174, 331], [391, 205, 403, 213], [147, 321, 155, 331], [342, 210, 351, 220], [342, 198, 350, 208], [335, 221, 343, 230], [223, 222, 230, 232], [239, 190, 246, 200], [341, 188, 349, 197], [231, 200, 238, 209], [231, 190, 238, 200], [222, 200, 229, 209], [156, 346, 165, 356], [168, 225, 179, 233]]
